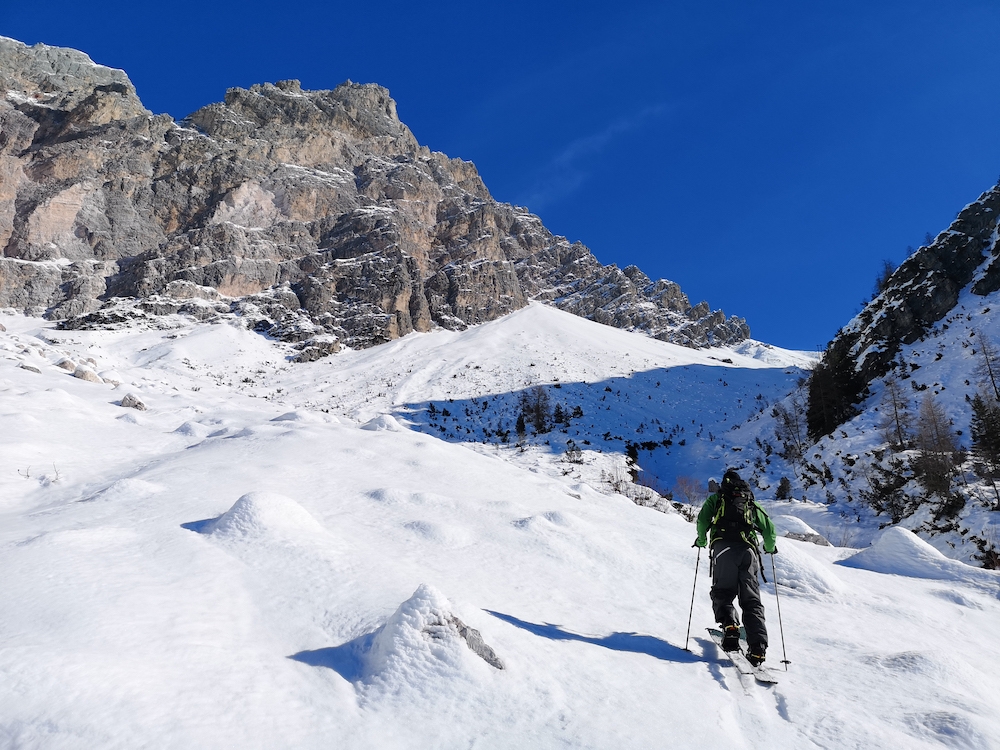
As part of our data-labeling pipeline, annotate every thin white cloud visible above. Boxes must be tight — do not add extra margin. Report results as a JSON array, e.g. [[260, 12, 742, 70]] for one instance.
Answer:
[[516, 104, 670, 210]]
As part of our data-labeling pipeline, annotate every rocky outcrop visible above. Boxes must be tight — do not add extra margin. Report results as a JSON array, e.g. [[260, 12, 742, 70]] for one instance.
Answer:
[[0, 36, 748, 352], [839, 185, 1000, 382], [806, 184, 1000, 437]]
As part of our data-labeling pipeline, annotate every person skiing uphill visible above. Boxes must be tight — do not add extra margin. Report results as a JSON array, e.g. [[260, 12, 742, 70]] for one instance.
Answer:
[[694, 469, 777, 667]]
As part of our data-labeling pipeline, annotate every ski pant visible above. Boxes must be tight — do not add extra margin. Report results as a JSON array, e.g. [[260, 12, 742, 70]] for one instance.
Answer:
[[710, 540, 767, 649]]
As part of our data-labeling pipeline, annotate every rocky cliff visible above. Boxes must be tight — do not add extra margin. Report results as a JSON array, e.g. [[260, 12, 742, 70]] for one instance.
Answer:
[[0, 37, 749, 354], [806, 183, 1000, 437]]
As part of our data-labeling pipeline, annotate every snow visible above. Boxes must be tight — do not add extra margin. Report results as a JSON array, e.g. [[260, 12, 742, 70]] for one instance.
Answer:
[[0, 306, 998, 748], [841, 527, 1000, 592]]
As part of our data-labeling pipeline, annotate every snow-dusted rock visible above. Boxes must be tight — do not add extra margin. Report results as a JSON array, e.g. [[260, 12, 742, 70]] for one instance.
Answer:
[[72, 365, 102, 383], [773, 514, 831, 546], [98, 370, 122, 386], [55, 357, 76, 371], [18, 362, 40, 373], [364, 584, 503, 681], [120, 393, 146, 410]]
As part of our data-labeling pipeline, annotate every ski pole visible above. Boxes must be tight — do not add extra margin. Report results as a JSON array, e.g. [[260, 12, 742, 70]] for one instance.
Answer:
[[684, 546, 701, 652], [770, 552, 790, 670]]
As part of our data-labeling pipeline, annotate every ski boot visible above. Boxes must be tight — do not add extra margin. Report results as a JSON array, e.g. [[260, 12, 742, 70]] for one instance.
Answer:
[[747, 644, 766, 667], [721, 624, 741, 652]]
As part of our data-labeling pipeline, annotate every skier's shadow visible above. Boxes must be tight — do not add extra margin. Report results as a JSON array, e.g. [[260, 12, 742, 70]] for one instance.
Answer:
[[485, 610, 699, 664], [696, 636, 732, 689]]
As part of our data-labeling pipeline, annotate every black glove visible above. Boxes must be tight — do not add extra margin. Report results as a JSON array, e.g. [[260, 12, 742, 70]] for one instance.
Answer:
[[767, 545, 778, 555]]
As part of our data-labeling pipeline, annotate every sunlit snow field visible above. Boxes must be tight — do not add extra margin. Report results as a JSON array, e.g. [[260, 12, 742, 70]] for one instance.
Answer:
[[1, 304, 997, 749]]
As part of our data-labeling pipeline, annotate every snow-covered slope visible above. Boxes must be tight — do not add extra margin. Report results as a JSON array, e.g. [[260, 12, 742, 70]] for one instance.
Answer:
[[1, 308, 997, 749], [722, 285, 1000, 564]]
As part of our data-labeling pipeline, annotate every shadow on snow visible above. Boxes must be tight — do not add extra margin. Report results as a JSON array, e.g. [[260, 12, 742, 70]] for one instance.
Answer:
[[486, 610, 699, 664], [392, 364, 803, 489], [289, 631, 375, 682]]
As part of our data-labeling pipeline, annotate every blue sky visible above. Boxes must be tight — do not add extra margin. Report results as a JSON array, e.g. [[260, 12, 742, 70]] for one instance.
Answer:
[[4, 1, 1000, 350]]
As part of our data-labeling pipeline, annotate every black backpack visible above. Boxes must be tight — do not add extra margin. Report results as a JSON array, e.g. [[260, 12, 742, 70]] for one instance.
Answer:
[[714, 479, 757, 544]]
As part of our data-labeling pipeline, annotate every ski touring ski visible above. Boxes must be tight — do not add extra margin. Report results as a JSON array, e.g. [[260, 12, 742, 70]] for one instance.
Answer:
[[707, 628, 779, 685]]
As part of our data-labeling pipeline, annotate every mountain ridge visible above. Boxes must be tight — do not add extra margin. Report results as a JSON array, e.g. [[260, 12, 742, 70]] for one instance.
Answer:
[[0, 36, 749, 354]]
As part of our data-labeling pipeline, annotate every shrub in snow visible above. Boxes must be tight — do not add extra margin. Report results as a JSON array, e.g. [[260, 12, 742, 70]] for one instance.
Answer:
[[120, 393, 146, 410]]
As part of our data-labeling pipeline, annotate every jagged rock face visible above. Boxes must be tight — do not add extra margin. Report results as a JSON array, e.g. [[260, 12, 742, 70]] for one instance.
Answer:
[[837, 185, 1000, 385], [0, 36, 748, 351], [808, 183, 1000, 439]]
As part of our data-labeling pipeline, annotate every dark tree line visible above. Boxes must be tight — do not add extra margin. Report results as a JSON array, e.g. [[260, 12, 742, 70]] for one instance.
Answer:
[[806, 335, 867, 441]]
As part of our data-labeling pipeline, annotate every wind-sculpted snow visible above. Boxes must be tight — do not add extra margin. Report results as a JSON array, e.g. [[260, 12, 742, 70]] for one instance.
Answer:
[[840, 527, 1000, 595], [207, 491, 328, 538], [360, 414, 405, 431], [3, 309, 1000, 747], [769, 539, 845, 597]]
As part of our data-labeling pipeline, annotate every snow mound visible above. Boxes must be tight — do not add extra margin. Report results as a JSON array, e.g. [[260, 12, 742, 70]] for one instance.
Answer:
[[363, 584, 503, 685], [208, 492, 326, 538], [360, 414, 404, 432], [771, 540, 844, 596], [840, 527, 997, 587], [271, 410, 321, 423], [402, 520, 473, 548], [173, 421, 213, 438]]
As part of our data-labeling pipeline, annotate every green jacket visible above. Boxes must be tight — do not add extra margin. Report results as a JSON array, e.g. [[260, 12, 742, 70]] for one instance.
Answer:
[[696, 492, 777, 553]]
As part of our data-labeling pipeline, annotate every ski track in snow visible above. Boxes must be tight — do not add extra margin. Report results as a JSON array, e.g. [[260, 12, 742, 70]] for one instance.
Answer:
[[0, 304, 997, 749]]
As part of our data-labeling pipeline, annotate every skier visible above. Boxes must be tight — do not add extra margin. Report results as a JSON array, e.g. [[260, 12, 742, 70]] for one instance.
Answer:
[[694, 469, 777, 667]]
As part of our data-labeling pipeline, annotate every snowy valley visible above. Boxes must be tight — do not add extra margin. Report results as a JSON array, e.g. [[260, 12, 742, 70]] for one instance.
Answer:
[[2, 303, 999, 749], [2, 33, 1000, 750]]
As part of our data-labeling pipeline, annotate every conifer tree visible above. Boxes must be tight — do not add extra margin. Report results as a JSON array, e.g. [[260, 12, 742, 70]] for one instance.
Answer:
[[773, 396, 806, 464], [518, 386, 551, 434], [877, 375, 911, 450], [806, 334, 866, 441], [912, 394, 959, 497], [775, 476, 792, 500], [970, 392, 1000, 507], [974, 331, 1000, 401]]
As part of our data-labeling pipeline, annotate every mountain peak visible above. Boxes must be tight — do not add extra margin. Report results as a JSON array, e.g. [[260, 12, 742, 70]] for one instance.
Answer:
[[0, 36, 748, 353]]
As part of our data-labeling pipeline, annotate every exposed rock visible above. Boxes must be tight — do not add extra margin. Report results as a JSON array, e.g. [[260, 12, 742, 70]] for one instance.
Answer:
[[291, 336, 340, 362], [0, 36, 748, 354], [99, 369, 122, 386], [120, 392, 146, 410], [72, 365, 102, 382], [441, 614, 504, 670], [18, 362, 40, 373], [784, 531, 832, 547], [55, 357, 76, 371], [812, 184, 1000, 433]]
